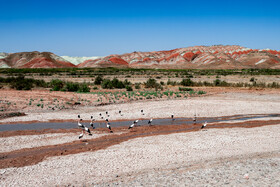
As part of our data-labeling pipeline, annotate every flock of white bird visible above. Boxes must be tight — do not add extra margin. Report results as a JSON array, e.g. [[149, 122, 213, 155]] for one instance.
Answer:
[[77, 110, 207, 139]]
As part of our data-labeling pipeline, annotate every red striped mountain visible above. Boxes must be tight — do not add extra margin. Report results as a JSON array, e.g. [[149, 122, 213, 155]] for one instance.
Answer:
[[0, 51, 76, 68], [1, 45, 280, 69], [78, 45, 280, 69]]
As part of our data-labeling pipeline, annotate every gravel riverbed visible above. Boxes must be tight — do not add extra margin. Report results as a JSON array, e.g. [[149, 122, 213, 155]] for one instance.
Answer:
[[0, 124, 279, 186]]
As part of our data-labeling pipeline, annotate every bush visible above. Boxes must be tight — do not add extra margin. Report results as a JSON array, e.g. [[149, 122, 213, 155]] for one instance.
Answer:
[[66, 82, 79, 92], [181, 78, 194, 86], [94, 75, 103, 85], [11, 78, 33, 90], [145, 78, 157, 88], [112, 78, 125, 88], [135, 83, 141, 89], [50, 79, 64, 91], [197, 90, 206, 95], [125, 85, 133, 91], [167, 79, 177, 86], [10, 75, 33, 90], [101, 79, 113, 89], [78, 83, 90, 92], [214, 79, 221, 86], [179, 87, 193, 91]]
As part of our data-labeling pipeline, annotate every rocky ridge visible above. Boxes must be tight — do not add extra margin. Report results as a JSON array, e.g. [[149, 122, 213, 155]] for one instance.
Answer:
[[1, 45, 280, 69]]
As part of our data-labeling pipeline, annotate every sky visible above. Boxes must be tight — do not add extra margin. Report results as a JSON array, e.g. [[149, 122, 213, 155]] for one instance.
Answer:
[[1, 0, 280, 56]]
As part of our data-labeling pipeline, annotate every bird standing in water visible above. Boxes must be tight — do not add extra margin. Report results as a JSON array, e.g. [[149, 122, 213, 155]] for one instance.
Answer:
[[201, 121, 207, 129], [148, 118, 153, 126]]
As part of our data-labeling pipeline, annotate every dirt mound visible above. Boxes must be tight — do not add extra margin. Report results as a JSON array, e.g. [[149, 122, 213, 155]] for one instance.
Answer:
[[0, 51, 76, 68]]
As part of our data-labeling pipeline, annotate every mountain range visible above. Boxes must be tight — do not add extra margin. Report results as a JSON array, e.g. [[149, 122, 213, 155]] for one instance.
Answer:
[[1, 45, 280, 69]]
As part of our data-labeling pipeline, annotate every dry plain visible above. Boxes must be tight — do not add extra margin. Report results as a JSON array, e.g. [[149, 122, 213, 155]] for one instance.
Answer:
[[0, 85, 280, 186]]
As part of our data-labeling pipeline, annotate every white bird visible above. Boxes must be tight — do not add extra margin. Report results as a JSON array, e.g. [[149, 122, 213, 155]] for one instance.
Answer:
[[78, 119, 85, 129], [107, 122, 113, 133], [78, 132, 84, 139], [90, 116, 95, 129], [201, 121, 207, 129], [148, 118, 153, 125], [84, 126, 92, 135], [129, 120, 138, 129], [128, 123, 135, 129]]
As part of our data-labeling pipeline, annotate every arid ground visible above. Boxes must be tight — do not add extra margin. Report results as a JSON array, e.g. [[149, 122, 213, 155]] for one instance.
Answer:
[[0, 86, 280, 186]]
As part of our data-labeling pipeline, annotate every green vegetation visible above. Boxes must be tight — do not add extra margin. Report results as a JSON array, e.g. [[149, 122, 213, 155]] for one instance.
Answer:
[[0, 75, 47, 90], [101, 78, 131, 89], [145, 78, 163, 90], [179, 87, 193, 91], [181, 78, 194, 86], [1, 67, 280, 76]]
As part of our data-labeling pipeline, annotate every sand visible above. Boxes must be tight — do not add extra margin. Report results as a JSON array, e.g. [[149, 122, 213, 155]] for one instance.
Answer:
[[0, 132, 123, 153], [1, 92, 280, 123]]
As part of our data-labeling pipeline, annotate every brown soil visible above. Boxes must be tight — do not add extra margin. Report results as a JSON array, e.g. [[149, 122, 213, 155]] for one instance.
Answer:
[[0, 120, 279, 169]]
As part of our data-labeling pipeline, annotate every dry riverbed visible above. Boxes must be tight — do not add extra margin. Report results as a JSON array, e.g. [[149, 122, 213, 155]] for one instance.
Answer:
[[0, 88, 279, 186]]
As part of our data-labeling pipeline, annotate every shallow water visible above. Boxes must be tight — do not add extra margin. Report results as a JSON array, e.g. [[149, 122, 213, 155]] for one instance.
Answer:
[[0, 114, 279, 132]]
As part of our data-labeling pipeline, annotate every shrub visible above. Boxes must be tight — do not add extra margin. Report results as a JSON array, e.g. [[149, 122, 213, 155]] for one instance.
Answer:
[[167, 79, 177, 86], [112, 78, 125, 88], [181, 78, 194, 86], [214, 79, 221, 86], [197, 90, 206, 95], [179, 87, 193, 91], [94, 75, 103, 85], [145, 78, 157, 88], [66, 82, 79, 92], [78, 83, 90, 92], [50, 79, 64, 91], [10, 75, 34, 90], [135, 83, 141, 89], [125, 85, 133, 91], [101, 79, 113, 89]]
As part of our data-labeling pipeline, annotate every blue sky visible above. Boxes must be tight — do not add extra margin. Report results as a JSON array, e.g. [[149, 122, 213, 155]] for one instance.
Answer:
[[1, 0, 280, 56]]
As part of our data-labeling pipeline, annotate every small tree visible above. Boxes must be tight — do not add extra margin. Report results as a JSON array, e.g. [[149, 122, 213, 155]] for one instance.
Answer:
[[66, 82, 79, 92], [145, 78, 157, 88], [94, 75, 103, 85], [50, 79, 64, 91], [101, 79, 113, 89], [214, 79, 221, 86], [125, 85, 133, 91], [78, 83, 90, 92], [181, 78, 194, 86]]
